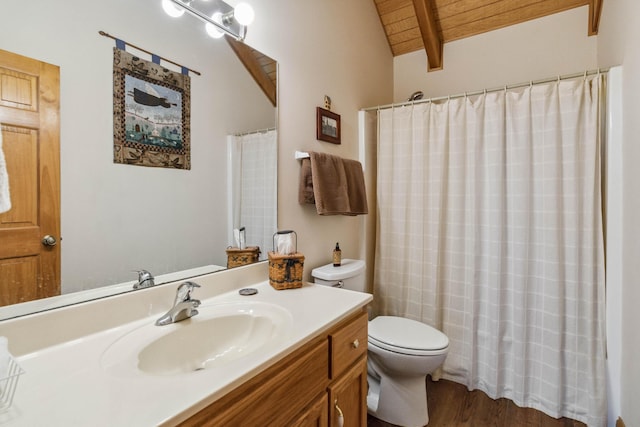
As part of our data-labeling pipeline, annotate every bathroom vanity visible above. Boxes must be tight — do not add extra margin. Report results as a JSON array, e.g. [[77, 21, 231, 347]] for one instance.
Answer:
[[0, 262, 371, 426], [179, 310, 368, 426]]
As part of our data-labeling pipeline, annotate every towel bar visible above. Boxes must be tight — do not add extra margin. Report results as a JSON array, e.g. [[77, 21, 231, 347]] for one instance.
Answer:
[[295, 151, 310, 160]]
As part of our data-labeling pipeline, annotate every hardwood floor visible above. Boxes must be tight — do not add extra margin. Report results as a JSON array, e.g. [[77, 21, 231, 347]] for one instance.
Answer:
[[367, 377, 586, 427]]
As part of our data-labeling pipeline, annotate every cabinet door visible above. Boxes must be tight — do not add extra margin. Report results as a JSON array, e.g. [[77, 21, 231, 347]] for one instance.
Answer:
[[328, 357, 367, 427], [290, 393, 328, 427], [179, 340, 328, 426]]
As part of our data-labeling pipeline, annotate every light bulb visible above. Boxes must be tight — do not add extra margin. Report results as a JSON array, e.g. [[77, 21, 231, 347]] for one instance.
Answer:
[[234, 3, 255, 26], [162, 0, 185, 18], [205, 12, 225, 38]]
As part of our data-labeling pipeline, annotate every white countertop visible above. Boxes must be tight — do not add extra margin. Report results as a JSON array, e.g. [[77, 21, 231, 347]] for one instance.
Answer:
[[0, 265, 227, 322], [0, 280, 371, 426]]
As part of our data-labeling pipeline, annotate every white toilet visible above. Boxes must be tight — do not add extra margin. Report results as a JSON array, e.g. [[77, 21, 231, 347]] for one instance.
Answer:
[[312, 259, 449, 427]]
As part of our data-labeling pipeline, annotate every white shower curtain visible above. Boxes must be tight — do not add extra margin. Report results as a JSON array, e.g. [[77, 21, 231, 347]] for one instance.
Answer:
[[228, 129, 277, 254], [374, 75, 606, 426]]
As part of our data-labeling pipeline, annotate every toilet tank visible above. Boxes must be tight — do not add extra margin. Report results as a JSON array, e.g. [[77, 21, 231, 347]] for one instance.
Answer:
[[311, 259, 366, 292]]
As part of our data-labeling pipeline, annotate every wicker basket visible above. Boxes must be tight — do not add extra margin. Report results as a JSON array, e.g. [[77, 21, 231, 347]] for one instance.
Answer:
[[226, 246, 261, 268], [268, 230, 304, 290], [268, 252, 305, 290]]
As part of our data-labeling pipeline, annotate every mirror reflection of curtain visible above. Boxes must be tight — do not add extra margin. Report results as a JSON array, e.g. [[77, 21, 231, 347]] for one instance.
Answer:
[[228, 129, 277, 255]]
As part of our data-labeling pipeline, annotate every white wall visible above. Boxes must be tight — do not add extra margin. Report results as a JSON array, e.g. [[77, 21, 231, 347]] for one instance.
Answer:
[[241, 0, 394, 278], [394, 6, 598, 101], [598, 1, 640, 425]]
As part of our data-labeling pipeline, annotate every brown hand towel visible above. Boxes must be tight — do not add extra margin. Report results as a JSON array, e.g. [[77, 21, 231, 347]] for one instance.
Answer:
[[298, 157, 315, 204], [342, 158, 368, 215], [309, 152, 350, 215]]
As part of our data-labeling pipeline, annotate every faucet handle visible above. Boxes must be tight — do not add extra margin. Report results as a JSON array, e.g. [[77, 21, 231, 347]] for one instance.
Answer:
[[138, 269, 154, 281], [132, 269, 155, 290], [174, 281, 201, 304]]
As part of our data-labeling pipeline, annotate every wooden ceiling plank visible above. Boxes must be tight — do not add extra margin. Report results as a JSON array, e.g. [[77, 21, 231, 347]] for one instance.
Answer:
[[385, 17, 421, 35], [438, 0, 586, 29], [433, 0, 484, 9], [388, 27, 424, 44], [436, 0, 504, 20], [438, 0, 545, 39], [379, 4, 419, 25], [589, 0, 603, 34], [412, 0, 444, 70], [441, 0, 589, 42], [375, 0, 604, 59], [375, 0, 414, 15], [393, 38, 429, 56], [261, 64, 277, 76], [225, 37, 277, 107]]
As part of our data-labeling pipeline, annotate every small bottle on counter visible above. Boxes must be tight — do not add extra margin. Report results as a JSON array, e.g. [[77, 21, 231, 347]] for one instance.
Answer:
[[333, 242, 342, 267]]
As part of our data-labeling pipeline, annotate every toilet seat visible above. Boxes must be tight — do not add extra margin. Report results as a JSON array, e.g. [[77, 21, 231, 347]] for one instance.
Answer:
[[368, 316, 449, 356]]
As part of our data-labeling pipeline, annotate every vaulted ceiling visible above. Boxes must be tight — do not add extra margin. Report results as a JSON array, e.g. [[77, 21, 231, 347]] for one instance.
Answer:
[[226, 37, 278, 107], [373, 0, 604, 71]]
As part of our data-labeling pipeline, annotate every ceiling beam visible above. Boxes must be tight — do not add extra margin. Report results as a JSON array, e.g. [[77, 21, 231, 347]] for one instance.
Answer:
[[589, 0, 603, 35], [225, 37, 277, 107], [411, 0, 443, 71]]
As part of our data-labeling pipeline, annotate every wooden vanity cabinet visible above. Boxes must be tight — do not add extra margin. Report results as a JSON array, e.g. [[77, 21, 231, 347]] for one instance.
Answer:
[[178, 309, 368, 427], [328, 309, 369, 427], [290, 393, 329, 427]]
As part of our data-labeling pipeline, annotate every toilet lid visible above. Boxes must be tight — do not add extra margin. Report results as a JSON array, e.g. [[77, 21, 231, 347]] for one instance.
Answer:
[[368, 316, 449, 352]]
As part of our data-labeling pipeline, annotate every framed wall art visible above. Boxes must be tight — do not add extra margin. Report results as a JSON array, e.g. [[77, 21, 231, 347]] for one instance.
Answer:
[[316, 107, 341, 145], [113, 48, 191, 169]]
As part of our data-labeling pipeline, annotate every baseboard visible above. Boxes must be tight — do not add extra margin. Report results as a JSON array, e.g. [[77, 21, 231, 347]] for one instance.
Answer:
[[616, 417, 625, 427]]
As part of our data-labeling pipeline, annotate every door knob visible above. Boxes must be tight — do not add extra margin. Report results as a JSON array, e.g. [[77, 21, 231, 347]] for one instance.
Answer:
[[42, 235, 58, 247]]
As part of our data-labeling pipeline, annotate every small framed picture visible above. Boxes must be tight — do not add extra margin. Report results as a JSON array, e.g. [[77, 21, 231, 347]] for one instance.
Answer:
[[316, 107, 341, 144]]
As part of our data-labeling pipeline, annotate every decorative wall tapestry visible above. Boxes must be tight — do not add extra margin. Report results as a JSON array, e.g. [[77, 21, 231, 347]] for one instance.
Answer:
[[113, 48, 191, 169]]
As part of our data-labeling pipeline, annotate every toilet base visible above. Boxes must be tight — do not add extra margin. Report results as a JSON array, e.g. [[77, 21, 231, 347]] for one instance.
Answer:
[[367, 372, 429, 427]]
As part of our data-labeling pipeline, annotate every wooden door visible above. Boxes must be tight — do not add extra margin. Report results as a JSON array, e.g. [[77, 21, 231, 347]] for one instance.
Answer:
[[0, 49, 60, 306]]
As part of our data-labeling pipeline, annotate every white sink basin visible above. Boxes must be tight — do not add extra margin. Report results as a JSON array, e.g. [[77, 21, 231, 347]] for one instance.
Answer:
[[101, 301, 293, 376]]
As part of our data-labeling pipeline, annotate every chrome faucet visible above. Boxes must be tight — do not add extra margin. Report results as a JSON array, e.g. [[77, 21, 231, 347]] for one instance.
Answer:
[[133, 270, 155, 290], [155, 281, 201, 326]]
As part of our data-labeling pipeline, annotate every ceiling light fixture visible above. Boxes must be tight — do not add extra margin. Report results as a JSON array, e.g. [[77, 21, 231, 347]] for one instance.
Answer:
[[205, 12, 225, 39], [233, 3, 255, 26], [161, 0, 254, 41], [162, 0, 187, 17]]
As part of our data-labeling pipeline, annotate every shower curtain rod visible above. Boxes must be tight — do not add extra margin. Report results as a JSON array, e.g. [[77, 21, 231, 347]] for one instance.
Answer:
[[233, 127, 276, 137], [361, 68, 610, 112]]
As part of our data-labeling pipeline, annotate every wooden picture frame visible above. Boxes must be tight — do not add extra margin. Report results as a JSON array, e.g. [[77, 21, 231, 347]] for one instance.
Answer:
[[316, 107, 341, 144]]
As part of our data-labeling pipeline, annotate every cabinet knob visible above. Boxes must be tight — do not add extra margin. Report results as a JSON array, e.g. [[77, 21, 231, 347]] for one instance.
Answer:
[[352, 339, 359, 349]]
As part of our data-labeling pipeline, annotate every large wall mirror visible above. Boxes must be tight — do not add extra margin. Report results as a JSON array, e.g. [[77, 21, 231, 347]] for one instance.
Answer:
[[0, 0, 277, 320]]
